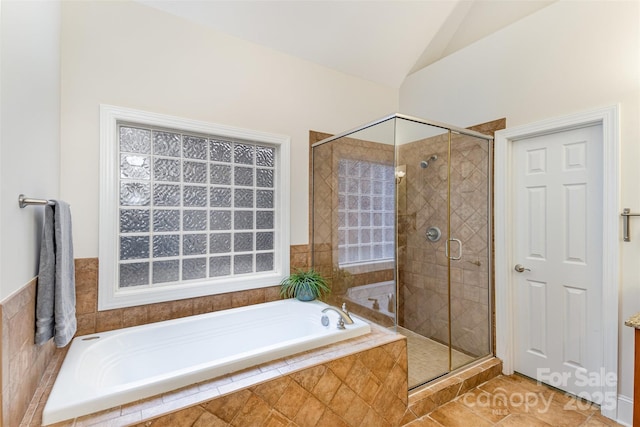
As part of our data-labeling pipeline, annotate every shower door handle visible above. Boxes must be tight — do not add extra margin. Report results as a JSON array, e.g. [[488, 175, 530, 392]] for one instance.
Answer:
[[445, 238, 462, 261]]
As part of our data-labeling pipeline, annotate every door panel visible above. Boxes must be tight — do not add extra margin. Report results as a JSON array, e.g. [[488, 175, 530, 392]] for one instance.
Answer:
[[513, 124, 603, 402], [520, 278, 547, 358], [564, 286, 587, 369], [527, 186, 547, 259], [565, 184, 587, 263]]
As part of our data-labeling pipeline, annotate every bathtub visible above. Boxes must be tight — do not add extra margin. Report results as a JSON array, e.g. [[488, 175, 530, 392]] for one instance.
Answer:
[[42, 299, 370, 425], [346, 280, 395, 316]]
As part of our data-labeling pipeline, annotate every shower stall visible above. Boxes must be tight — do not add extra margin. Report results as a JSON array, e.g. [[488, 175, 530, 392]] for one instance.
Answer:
[[311, 114, 494, 389]]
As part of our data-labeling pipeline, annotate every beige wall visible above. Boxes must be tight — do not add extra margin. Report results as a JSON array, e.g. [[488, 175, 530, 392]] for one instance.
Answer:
[[400, 1, 639, 423], [60, 0, 398, 257], [0, 1, 61, 301]]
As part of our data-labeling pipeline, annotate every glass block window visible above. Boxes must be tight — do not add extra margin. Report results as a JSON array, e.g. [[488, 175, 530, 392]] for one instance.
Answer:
[[100, 106, 289, 310], [337, 159, 395, 265], [118, 125, 277, 289]]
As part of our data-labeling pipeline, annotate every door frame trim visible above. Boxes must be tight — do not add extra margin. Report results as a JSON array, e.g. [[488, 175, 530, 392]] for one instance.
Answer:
[[495, 105, 620, 419]]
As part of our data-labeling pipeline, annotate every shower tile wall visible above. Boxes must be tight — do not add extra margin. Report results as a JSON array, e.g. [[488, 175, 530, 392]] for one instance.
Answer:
[[397, 119, 504, 358]]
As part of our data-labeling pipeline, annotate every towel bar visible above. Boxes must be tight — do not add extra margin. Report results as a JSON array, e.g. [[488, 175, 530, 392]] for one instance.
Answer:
[[18, 194, 55, 209], [621, 208, 640, 242]]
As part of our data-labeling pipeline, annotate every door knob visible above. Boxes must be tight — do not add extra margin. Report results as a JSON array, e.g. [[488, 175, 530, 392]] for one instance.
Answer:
[[514, 264, 531, 273]]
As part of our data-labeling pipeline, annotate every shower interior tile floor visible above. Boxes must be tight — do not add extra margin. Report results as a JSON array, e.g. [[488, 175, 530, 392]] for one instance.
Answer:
[[397, 326, 475, 388]]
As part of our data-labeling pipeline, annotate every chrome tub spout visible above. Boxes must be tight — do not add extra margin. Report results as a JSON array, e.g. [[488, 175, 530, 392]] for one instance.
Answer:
[[321, 306, 354, 330]]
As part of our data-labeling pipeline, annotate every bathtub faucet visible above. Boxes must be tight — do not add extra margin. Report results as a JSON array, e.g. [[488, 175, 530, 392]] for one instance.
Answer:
[[321, 306, 354, 330]]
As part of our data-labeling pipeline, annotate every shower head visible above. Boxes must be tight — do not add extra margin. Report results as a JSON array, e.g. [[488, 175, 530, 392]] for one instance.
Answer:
[[419, 155, 438, 169]]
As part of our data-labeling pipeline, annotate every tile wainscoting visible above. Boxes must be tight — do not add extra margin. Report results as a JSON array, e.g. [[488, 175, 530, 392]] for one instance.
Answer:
[[1, 278, 56, 427], [2, 245, 311, 427]]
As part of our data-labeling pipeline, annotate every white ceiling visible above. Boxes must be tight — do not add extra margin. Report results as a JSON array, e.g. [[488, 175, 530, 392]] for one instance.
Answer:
[[137, 0, 555, 88]]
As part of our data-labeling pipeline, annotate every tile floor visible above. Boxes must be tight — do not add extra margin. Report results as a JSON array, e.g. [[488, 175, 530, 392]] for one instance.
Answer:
[[398, 326, 475, 388], [405, 373, 624, 427]]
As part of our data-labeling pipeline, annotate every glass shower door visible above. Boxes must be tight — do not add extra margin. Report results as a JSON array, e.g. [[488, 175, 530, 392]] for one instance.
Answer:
[[396, 119, 493, 387], [395, 119, 453, 387], [448, 131, 492, 371]]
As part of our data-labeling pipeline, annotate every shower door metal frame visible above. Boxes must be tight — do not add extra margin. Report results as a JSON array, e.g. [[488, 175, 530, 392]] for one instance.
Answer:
[[312, 113, 493, 148], [444, 128, 495, 375]]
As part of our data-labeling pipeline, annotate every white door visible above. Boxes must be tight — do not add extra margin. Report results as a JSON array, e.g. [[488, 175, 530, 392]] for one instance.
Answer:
[[512, 124, 604, 402]]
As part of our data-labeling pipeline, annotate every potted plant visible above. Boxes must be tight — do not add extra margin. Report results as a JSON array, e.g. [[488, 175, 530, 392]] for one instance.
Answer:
[[279, 269, 331, 301]]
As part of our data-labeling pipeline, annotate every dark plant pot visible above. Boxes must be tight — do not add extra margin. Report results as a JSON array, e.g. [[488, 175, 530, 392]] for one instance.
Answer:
[[296, 288, 316, 301]]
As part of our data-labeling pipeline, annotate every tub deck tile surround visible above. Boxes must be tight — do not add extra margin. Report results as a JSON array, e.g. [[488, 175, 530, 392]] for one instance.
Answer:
[[6, 252, 310, 427], [21, 321, 407, 426]]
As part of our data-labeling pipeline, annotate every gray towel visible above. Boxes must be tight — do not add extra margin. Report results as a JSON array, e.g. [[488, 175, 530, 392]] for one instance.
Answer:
[[35, 200, 77, 347]]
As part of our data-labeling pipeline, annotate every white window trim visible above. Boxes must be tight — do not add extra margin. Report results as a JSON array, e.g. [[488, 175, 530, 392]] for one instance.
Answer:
[[99, 105, 290, 310]]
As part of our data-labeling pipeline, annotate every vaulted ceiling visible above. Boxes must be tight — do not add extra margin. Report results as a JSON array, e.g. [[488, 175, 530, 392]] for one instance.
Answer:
[[137, 0, 555, 88]]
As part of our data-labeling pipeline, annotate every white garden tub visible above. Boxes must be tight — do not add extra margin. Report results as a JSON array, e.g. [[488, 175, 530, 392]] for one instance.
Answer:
[[346, 281, 395, 316], [42, 299, 370, 425]]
